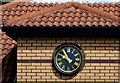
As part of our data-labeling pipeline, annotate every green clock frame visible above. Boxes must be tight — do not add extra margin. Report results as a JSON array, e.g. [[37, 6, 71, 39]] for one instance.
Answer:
[[53, 43, 85, 75]]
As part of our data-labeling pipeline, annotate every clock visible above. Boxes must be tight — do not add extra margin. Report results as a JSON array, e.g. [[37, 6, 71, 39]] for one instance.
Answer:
[[53, 44, 84, 75]]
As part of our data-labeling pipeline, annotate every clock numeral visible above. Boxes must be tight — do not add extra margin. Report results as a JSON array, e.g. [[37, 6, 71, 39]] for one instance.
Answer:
[[74, 62, 79, 66], [76, 58, 80, 61], [58, 53, 64, 57], [74, 53, 79, 57], [58, 62, 62, 67], [72, 49, 75, 54], [62, 65, 65, 70], [57, 58, 62, 61], [67, 48, 70, 53], [72, 66, 75, 69], [67, 67, 70, 71]]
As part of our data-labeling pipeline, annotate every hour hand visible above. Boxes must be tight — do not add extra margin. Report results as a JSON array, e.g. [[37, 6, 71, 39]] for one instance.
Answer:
[[62, 49, 72, 63]]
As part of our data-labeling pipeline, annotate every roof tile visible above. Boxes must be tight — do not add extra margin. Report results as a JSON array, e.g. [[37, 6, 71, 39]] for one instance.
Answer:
[[1, 2, 119, 27]]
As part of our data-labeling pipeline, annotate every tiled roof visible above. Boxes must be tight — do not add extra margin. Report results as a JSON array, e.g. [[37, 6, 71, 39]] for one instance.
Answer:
[[0, 29, 17, 59], [1, 2, 120, 27], [0, 29, 17, 82]]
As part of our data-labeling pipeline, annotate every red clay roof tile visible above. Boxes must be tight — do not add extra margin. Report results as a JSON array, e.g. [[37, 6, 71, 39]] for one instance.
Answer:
[[1, 2, 120, 27]]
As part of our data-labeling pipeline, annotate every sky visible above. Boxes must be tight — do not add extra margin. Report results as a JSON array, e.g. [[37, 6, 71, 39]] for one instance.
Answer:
[[30, 0, 120, 3]]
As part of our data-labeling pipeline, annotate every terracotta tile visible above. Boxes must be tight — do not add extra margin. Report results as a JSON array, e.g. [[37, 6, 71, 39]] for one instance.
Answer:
[[1, 2, 119, 27]]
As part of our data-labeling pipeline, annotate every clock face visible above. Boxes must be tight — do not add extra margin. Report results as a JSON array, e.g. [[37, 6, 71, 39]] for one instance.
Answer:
[[53, 44, 83, 75]]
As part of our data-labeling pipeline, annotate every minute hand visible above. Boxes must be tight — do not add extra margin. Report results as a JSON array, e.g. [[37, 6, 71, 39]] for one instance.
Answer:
[[63, 49, 72, 63]]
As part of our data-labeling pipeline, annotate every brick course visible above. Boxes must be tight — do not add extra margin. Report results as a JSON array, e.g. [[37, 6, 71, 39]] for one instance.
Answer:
[[17, 37, 119, 82]]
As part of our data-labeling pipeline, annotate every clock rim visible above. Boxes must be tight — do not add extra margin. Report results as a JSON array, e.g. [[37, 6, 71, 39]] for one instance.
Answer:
[[53, 43, 85, 75]]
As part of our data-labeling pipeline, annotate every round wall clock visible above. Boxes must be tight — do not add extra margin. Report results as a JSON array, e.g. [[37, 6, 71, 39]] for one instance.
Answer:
[[53, 43, 84, 75]]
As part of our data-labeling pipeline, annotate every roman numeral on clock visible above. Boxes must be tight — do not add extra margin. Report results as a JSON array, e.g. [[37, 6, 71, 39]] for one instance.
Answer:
[[57, 58, 62, 61], [62, 65, 65, 70], [74, 62, 79, 66], [58, 62, 62, 67], [74, 53, 79, 57], [67, 48, 70, 52], [67, 67, 70, 71], [75, 58, 80, 61]]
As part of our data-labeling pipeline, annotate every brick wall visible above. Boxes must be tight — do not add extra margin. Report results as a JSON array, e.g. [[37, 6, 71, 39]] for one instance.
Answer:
[[17, 37, 119, 83]]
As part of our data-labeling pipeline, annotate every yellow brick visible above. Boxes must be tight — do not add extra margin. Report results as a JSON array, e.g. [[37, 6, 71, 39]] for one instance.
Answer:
[[91, 44, 100, 46], [18, 53, 26, 56], [17, 69, 21, 72], [105, 80, 114, 82], [82, 44, 90, 46], [77, 73, 85, 76], [110, 63, 118, 66], [57, 40, 65, 43], [42, 50, 51, 53], [17, 79, 26, 81], [18, 40, 26, 43], [91, 63, 100, 66], [105, 73, 114, 76], [96, 80, 104, 82], [84, 50, 90, 53], [32, 63, 40, 66], [85, 57, 90, 59], [95, 73, 104, 76], [23, 44, 31, 46], [96, 67, 104, 69], [37, 47, 46, 50], [105, 67, 114, 69], [17, 57, 22, 59], [27, 53, 36, 56], [110, 44, 119, 46], [17, 50, 22, 53], [96, 54, 105, 56], [96, 40, 104, 43], [91, 57, 100, 60], [110, 57, 119, 60], [32, 76, 40, 79], [91, 76, 99, 79], [86, 73, 94, 76], [32, 70, 41, 72], [42, 76, 50, 79], [27, 79, 36, 81], [27, 66, 36, 69], [27, 73, 36, 76], [37, 66, 45, 69], [81, 70, 89, 73], [37, 54, 45, 56], [91, 50, 100, 53], [81, 76, 90, 79], [42, 44, 51, 46], [86, 54, 95, 56], [31, 57, 41, 59], [47, 79, 56, 82], [17, 76, 21, 79], [17, 73, 26, 75], [42, 70, 50, 72], [46, 54, 52, 56], [22, 69, 31, 72], [101, 70, 109, 73], [41, 57, 51, 60], [110, 70, 118, 73], [101, 63, 109, 66], [41, 63, 51, 66], [106, 40, 114, 43], [22, 76, 31, 79], [101, 50, 109, 53], [85, 63, 90, 66], [37, 79, 46, 81], [105, 47, 114, 50], [17, 66, 26, 69], [66, 40, 75, 43], [37, 73, 46, 76], [22, 63, 32, 66], [85, 67, 95, 69], [17, 63, 21, 66], [22, 57, 31, 59], [47, 73, 54, 76], [106, 54, 115, 56], [27, 40, 36, 43], [86, 80, 94, 82], [100, 76, 109, 79], [76, 40, 85, 43], [32, 44, 41, 46], [96, 47, 105, 50], [91, 70, 99, 73], [86, 47, 95, 50], [37, 40, 46, 43], [101, 44, 110, 46], [32, 50, 41, 53], [23, 50, 31, 53], [101, 57, 109, 60], [86, 40, 95, 43], [52, 44, 61, 46]]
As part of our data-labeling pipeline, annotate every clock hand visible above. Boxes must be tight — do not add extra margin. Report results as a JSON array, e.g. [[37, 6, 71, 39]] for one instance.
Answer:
[[62, 49, 72, 63]]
